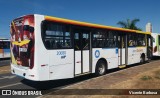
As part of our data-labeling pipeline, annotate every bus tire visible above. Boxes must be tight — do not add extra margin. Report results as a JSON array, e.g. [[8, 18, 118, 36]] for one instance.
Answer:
[[95, 60, 107, 76], [140, 54, 145, 64]]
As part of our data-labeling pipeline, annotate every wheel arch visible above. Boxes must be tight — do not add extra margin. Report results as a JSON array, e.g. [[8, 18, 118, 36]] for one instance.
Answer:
[[95, 58, 108, 71], [141, 53, 145, 58]]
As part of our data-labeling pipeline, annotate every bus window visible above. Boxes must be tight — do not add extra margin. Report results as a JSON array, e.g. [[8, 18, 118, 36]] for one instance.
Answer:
[[42, 21, 72, 49], [82, 33, 89, 50], [128, 33, 140, 47], [137, 34, 146, 46], [159, 35, 160, 45], [107, 31, 117, 47], [92, 31, 105, 48], [3, 42, 10, 49], [74, 33, 80, 50], [0, 41, 3, 48]]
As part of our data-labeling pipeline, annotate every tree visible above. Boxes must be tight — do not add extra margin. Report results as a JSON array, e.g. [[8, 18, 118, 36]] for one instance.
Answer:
[[117, 19, 142, 31]]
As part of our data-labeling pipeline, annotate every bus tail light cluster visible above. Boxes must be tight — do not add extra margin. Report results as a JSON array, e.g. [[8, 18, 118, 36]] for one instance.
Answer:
[[41, 64, 48, 67], [41, 65, 46, 67]]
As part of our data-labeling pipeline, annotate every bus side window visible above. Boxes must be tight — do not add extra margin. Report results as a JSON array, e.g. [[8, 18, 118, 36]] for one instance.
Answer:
[[45, 40, 51, 49], [0, 41, 3, 49], [52, 40, 56, 48], [74, 40, 80, 50], [159, 35, 160, 45], [57, 42, 61, 48], [74, 33, 80, 50]]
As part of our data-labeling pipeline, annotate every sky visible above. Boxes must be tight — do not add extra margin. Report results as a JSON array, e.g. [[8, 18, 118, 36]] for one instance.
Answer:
[[0, 0, 160, 38]]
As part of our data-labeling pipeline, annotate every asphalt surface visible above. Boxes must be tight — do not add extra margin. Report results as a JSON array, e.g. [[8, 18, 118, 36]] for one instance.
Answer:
[[0, 59, 96, 98], [0, 58, 10, 66], [0, 71, 96, 98], [0, 58, 160, 98]]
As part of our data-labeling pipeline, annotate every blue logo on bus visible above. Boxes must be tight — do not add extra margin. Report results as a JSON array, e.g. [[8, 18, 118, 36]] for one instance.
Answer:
[[116, 48, 118, 54], [95, 50, 100, 58]]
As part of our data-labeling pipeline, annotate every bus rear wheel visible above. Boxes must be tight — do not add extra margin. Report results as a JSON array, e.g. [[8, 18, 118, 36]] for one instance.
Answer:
[[95, 60, 106, 76]]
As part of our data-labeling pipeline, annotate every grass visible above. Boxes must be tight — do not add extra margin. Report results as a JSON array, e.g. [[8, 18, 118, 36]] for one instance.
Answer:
[[140, 75, 152, 81], [140, 70, 160, 81]]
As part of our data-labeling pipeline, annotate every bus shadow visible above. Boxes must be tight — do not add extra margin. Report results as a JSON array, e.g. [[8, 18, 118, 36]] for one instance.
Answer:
[[21, 74, 95, 90], [20, 64, 139, 90], [21, 58, 160, 91], [152, 56, 160, 60]]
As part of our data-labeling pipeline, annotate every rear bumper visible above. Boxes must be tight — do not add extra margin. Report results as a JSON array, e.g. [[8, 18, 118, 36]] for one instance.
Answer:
[[11, 64, 28, 79]]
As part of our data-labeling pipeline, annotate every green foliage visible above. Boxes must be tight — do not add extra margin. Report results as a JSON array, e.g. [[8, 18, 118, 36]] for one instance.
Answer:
[[141, 75, 152, 81], [117, 18, 142, 31]]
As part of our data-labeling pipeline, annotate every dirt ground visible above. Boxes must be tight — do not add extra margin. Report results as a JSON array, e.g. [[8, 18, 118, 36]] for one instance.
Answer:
[[42, 60, 160, 98]]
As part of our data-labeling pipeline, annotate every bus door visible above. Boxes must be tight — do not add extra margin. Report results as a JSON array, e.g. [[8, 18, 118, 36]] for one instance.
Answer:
[[118, 33, 127, 67], [74, 29, 90, 75], [158, 35, 160, 55]]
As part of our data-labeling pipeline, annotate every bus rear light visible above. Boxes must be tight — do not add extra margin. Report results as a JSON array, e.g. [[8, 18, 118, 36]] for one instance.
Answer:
[[76, 61, 81, 63], [41, 64, 46, 67]]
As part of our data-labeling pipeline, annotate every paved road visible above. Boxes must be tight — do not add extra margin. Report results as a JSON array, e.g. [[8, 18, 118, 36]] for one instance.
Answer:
[[0, 58, 10, 66], [0, 59, 160, 98], [0, 65, 96, 97]]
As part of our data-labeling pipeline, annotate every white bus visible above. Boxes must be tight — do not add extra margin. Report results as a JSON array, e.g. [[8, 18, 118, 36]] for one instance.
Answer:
[[152, 33, 160, 56], [10, 14, 152, 81], [0, 38, 10, 59]]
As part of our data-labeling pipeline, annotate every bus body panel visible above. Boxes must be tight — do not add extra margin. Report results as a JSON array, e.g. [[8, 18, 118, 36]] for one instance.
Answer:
[[128, 47, 146, 65], [82, 50, 90, 73], [75, 51, 82, 74], [0, 49, 2, 58], [152, 33, 160, 56], [34, 14, 50, 81], [3, 49, 10, 58], [0, 40, 10, 58], [49, 49, 74, 80], [92, 48, 119, 73]]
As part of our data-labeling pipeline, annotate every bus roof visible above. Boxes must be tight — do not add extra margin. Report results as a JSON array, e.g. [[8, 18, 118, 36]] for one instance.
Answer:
[[45, 15, 151, 35], [0, 38, 10, 41]]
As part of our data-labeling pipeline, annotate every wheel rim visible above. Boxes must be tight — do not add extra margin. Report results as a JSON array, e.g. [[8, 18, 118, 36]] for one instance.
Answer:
[[98, 64, 105, 75]]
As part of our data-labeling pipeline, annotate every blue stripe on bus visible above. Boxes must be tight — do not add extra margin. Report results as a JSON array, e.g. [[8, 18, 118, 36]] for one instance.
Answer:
[[3, 49, 10, 53], [102, 48, 119, 54]]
